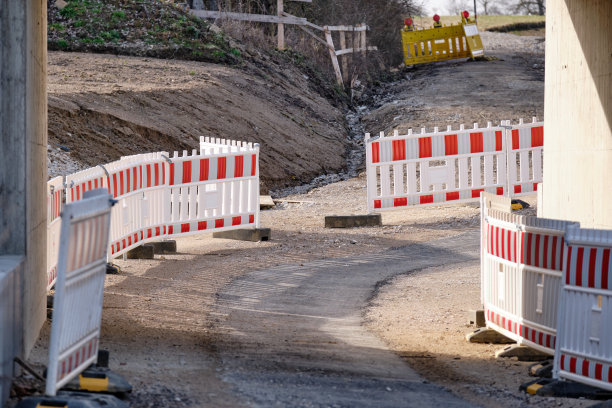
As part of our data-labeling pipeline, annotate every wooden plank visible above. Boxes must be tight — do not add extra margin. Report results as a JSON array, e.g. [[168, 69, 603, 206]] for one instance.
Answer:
[[324, 25, 368, 32], [277, 0, 285, 50], [335, 46, 377, 56], [339, 31, 348, 83], [324, 29, 344, 86], [303, 20, 324, 31], [191, 10, 307, 25], [289, 0, 312, 2]]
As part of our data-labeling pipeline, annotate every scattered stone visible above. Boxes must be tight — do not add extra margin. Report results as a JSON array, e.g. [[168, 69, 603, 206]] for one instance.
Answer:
[[495, 345, 551, 362], [324, 214, 382, 228]]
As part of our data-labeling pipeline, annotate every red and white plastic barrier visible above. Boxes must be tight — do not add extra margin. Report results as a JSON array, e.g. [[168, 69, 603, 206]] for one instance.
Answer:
[[554, 226, 612, 390], [482, 206, 578, 354], [365, 119, 544, 211], [61, 137, 260, 259], [505, 118, 543, 197], [46, 176, 64, 290], [46, 189, 114, 395]]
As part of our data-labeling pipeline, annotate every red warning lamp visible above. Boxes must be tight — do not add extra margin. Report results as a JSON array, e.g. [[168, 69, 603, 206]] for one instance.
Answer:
[[462, 10, 470, 19], [433, 14, 440, 22], [404, 18, 413, 26]]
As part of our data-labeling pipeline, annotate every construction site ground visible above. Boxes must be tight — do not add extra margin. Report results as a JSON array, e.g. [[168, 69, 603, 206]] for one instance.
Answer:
[[18, 31, 598, 407]]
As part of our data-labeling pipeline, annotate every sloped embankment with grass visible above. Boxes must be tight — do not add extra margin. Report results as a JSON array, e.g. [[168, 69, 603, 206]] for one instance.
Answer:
[[47, 0, 351, 192]]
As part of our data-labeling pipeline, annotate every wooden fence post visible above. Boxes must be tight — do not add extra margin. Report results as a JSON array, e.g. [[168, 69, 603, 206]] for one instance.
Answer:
[[277, 0, 285, 49], [360, 23, 367, 57], [324, 27, 343, 86], [339, 31, 348, 84]]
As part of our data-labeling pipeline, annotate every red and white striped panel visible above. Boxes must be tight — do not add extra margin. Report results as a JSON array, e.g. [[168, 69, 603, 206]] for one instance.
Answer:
[[47, 177, 64, 290], [520, 232, 565, 271], [48, 188, 63, 223], [166, 214, 255, 237], [486, 308, 556, 350], [373, 186, 505, 210], [108, 161, 166, 199], [559, 353, 612, 389], [56, 337, 98, 384], [370, 127, 504, 164], [169, 153, 257, 186], [65, 213, 111, 274], [564, 244, 612, 289], [110, 225, 167, 256], [486, 223, 519, 263], [69, 176, 108, 202], [508, 119, 544, 196]]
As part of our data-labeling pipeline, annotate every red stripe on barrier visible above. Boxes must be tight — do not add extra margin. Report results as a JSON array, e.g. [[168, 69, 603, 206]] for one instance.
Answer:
[[232, 216, 241, 226], [200, 158, 209, 181], [472, 189, 484, 198], [514, 185, 522, 194], [582, 360, 589, 376], [182, 161, 192, 184], [507, 230, 512, 261], [147, 229, 152, 239], [374, 200, 381, 209], [495, 130, 503, 151], [496, 186, 504, 195], [88, 180, 92, 191], [543, 235, 548, 268], [603, 249, 610, 289], [512, 129, 520, 150], [218, 157, 227, 179], [146, 165, 152, 188], [169, 163, 175, 185], [531, 126, 544, 147], [251, 154, 257, 176], [392, 140, 406, 161], [470, 132, 483, 153], [168, 225, 173, 235], [446, 192, 459, 201], [576, 247, 584, 286], [533, 183, 538, 191], [395, 197, 408, 207], [155, 226, 160, 236], [372, 142, 380, 163], [534, 234, 541, 268], [445, 134, 458, 155], [418, 137, 432, 158], [495, 227, 500, 258], [198, 221, 207, 230], [235, 155, 244, 178], [155, 163, 160, 186], [560, 354, 565, 370], [215, 219, 224, 228], [420, 195, 433, 204], [120, 171, 125, 196], [587, 248, 597, 288], [249, 214, 254, 224], [552, 236, 558, 270], [566, 246, 573, 285], [501, 229, 505, 260], [181, 223, 190, 233], [112, 174, 118, 198], [595, 363, 603, 380]]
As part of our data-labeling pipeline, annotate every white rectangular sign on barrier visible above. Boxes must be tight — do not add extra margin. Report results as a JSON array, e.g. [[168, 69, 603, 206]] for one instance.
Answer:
[[554, 226, 612, 390], [46, 189, 114, 396], [47, 176, 64, 290], [483, 207, 578, 354], [365, 119, 544, 212]]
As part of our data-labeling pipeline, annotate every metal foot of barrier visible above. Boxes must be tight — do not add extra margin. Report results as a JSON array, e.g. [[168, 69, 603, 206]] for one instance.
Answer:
[[520, 378, 612, 399], [15, 392, 128, 408], [495, 345, 551, 361], [105, 264, 121, 274], [213, 228, 271, 242], [465, 328, 514, 344], [529, 360, 553, 378], [61, 366, 132, 396]]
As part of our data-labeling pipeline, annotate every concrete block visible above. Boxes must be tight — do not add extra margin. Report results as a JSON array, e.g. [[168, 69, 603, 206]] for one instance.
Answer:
[[466, 328, 515, 344], [150, 240, 177, 254], [260, 195, 276, 209], [126, 244, 154, 260], [325, 214, 382, 228], [495, 345, 551, 361], [213, 228, 270, 242], [528, 360, 553, 378], [467, 309, 486, 327]]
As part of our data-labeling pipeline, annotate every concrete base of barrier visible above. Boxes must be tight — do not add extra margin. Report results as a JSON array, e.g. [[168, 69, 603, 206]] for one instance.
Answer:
[[467, 309, 486, 327], [15, 391, 128, 408], [521, 378, 612, 399], [151, 240, 177, 254], [465, 328, 515, 344], [528, 360, 553, 378], [495, 345, 550, 361], [213, 228, 271, 242], [324, 214, 382, 228], [126, 244, 155, 260]]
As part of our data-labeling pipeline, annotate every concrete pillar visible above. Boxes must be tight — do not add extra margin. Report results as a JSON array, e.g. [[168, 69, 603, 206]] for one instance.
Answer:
[[540, 0, 612, 229], [0, 0, 47, 357]]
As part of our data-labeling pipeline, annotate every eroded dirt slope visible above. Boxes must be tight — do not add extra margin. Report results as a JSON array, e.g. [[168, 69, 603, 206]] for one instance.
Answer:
[[48, 51, 348, 192]]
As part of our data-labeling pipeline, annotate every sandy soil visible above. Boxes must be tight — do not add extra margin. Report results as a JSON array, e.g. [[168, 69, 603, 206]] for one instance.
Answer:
[[14, 30, 592, 408]]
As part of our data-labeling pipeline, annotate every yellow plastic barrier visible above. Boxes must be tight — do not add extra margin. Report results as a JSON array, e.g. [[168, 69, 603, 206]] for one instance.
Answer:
[[401, 12, 484, 66]]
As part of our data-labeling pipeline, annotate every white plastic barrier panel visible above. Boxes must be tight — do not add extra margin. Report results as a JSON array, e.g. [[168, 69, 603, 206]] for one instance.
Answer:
[[483, 208, 578, 354], [166, 139, 259, 237], [65, 166, 108, 204], [105, 152, 169, 258], [47, 176, 64, 290], [46, 189, 114, 396], [366, 123, 507, 212], [506, 118, 543, 197], [554, 226, 612, 390]]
